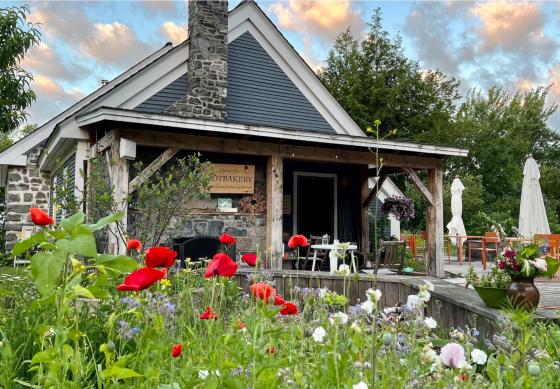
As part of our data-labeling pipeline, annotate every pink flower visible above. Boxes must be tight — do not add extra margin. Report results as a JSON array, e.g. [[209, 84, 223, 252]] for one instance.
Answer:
[[497, 261, 506, 270], [440, 342, 466, 368], [530, 258, 547, 272]]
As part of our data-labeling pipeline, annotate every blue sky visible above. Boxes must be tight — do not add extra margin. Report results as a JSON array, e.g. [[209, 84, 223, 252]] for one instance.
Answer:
[[6, 0, 560, 130]]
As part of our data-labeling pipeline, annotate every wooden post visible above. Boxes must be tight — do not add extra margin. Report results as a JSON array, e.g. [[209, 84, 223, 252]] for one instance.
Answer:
[[426, 166, 444, 278], [108, 130, 129, 255], [266, 148, 283, 269], [360, 169, 370, 256]]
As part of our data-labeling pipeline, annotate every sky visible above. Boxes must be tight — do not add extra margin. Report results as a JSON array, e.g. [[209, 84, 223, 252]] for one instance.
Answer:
[[6, 0, 560, 130]]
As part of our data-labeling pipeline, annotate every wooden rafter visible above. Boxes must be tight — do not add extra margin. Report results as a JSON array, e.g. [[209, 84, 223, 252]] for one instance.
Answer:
[[128, 147, 179, 193], [402, 167, 434, 206]]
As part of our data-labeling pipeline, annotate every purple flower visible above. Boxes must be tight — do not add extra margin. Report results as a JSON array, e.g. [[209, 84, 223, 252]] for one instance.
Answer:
[[117, 320, 141, 340]]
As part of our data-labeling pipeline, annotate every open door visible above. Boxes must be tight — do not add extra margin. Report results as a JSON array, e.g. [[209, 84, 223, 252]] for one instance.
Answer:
[[294, 173, 337, 239]]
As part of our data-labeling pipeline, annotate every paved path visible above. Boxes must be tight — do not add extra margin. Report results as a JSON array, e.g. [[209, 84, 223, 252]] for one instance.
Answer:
[[444, 258, 559, 311]]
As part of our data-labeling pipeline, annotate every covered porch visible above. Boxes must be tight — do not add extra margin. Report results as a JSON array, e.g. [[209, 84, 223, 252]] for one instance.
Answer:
[[77, 107, 467, 278]]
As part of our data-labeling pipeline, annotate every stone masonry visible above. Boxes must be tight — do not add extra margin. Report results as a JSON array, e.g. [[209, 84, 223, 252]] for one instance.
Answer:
[[179, 213, 266, 254], [5, 144, 50, 251], [166, 0, 228, 120]]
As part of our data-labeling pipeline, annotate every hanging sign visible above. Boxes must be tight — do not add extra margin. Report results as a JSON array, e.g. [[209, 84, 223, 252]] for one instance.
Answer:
[[210, 164, 255, 194]]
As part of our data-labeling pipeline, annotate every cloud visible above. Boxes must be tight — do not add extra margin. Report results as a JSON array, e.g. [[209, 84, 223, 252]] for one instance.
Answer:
[[160, 21, 188, 44], [81, 22, 153, 67], [404, 2, 473, 76], [269, 0, 364, 41], [29, 3, 156, 68], [471, 2, 550, 55], [141, 1, 180, 15], [21, 43, 88, 82], [28, 75, 85, 126]]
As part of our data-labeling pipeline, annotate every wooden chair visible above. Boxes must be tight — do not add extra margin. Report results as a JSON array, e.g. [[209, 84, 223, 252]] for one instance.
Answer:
[[374, 240, 406, 274], [13, 226, 36, 268], [289, 235, 330, 271], [467, 232, 500, 270]]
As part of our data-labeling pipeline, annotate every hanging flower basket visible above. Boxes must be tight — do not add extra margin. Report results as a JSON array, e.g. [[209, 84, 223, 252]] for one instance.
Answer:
[[381, 196, 416, 221]]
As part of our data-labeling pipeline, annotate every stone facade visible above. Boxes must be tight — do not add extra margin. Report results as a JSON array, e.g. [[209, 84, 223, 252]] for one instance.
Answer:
[[178, 213, 266, 254], [166, 0, 228, 120], [4, 145, 50, 251]]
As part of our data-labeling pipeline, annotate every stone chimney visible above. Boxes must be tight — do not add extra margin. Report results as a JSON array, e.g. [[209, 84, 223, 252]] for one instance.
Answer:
[[167, 0, 228, 120]]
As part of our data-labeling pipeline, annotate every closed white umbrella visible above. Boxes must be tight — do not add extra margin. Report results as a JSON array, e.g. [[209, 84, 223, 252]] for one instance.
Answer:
[[519, 155, 550, 239], [447, 177, 467, 246]]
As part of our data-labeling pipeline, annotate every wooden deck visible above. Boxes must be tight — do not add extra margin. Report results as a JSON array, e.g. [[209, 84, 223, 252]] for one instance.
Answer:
[[235, 269, 559, 339]]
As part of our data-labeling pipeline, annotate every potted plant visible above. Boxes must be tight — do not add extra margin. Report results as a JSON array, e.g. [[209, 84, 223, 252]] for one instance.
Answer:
[[381, 196, 416, 221], [466, 266, 510, 309], [497, 244, 555, 310]]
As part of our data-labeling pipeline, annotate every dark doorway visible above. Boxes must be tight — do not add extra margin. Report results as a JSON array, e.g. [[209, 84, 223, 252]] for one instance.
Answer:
[[295, 174, 336, 239]]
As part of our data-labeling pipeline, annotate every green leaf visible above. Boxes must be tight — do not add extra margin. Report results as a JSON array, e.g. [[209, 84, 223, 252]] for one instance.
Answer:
[[60, 212, 85, 234], [31, 348, 56, 365], [11, 232, 47, 256], [30, 250, 66, 296], [101, 365, 142, 380], [95, 254, 138, 273], [544, 257, 560, 278], [71, 284, 95, 299], [87, 212, 124, 231], [56, 226, 97, 257]]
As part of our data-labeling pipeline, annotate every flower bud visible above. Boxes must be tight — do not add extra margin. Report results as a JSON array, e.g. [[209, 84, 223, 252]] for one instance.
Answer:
[[382, 332, 393, 346]]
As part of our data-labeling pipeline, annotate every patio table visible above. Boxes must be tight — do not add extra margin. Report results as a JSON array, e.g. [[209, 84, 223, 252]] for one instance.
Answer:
[[310, 243, 358, 273]]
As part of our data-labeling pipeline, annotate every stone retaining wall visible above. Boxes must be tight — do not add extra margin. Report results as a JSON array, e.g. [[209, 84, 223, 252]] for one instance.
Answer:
[[4, 149, 50, 251]]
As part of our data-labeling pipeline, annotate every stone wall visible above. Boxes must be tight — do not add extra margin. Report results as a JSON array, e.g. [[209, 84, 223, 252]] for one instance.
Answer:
[[166, 0, 228, 120], [178, 213, 266, 254], [4, 145, 50, 251]]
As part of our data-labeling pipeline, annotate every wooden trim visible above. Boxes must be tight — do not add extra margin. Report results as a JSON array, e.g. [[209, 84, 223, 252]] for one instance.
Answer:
[[108, 131, 129, 255], [128, 147, 179, 193], [90, 131, 114, 156], [403, 167, 434, 206], [266, 148, 283, 269]]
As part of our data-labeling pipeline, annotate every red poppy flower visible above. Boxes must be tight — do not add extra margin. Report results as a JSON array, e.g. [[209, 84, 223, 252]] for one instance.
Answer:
[[29, 208, 54, 226], [266, 346, 276, 354], [288, 234, 309, 249], [241, 253, 257, 267], [200, 306, 218, 320], [219, 233, 237, 245], [171, 343, 182, 358], [280, 302, 298, 315], [238, 321, 246, 330], [250, 282, 275, 303], [273, 295, 285, 306], [117, 267, 166, 292], [204, 253, 238, 278], [127, 239, 142, 251], [145, 246, 177, 268]]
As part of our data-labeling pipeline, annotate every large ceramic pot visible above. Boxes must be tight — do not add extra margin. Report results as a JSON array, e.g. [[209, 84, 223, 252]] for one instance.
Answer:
[[506, 277, 540, 310], [473, 286, 508, 309]]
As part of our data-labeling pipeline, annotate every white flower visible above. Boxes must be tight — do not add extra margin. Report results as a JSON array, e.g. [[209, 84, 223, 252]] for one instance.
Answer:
[[420, 348, 438, 364], [471, 349, 488, 365], [198, 370, 209, 380], [312, 326, 326, 343], [530, 258, 548, 272], [423, 317, 437, 329], [329, 311, 349, 325], [418, 290, 431, 302], [361, 300, 375, 315], [319, 288, 328, 299], [353, 381, 368, 389], [336, 264, 351, 275], [366, 288, 382, 303], [214, 370, 221, 377], [406, 294, 421, 309], [423, 280, 435, 291]]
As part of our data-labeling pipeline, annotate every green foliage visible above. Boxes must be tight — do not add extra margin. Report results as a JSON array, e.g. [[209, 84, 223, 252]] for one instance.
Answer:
[[129, 154, 213, 247], [0, 5, 40, 133], [319, 8, 460, 140], [466, 266, 511, 288]]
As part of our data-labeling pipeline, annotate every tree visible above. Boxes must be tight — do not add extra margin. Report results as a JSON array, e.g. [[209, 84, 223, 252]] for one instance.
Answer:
[[444, 86, 560, 234], [319, 8, 460, 141], [0, 5, 40, 133]]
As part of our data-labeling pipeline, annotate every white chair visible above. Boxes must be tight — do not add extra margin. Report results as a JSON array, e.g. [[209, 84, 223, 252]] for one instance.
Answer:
[[13, 226, 36, 268]]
